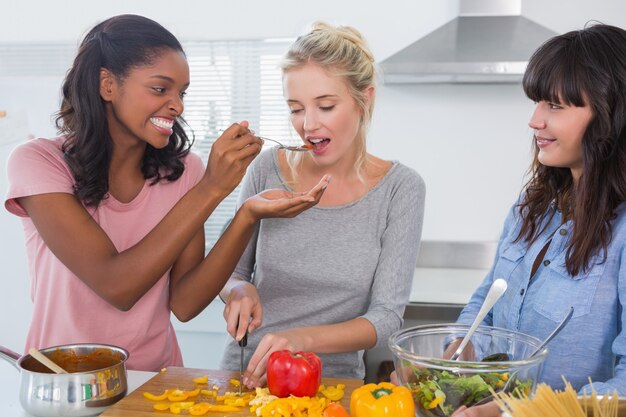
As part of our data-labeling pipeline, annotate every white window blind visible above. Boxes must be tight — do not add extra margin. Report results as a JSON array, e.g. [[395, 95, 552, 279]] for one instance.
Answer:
[[0, 38, 297, 251], [182, 39, 296, 250]]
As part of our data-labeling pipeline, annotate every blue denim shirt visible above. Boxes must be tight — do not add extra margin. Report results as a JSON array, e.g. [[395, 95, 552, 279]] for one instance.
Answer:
[[458, 202, 626, 395]]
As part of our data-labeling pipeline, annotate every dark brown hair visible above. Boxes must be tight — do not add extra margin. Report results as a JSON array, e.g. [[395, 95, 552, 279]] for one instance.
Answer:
[[55, 14, 193, 206], [518, 23, 626, 275]]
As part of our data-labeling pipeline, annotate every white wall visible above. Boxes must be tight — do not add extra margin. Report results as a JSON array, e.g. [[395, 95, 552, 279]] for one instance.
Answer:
[[2, 0, 626, 370]]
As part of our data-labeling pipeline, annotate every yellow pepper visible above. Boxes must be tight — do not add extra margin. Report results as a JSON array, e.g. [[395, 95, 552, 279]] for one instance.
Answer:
[[185, 388, 200, 398], [427, 396, 443, 409], [258, 396, 329, 417], [169, 401, 194, 414], [143, 389, 170, 401], [153, 402, 170, 411], [193, 375, 208, 384], [167, 389, 189, 402], [350, 382, 415, 417], [320, 384, 345, 401], [189, 402, 211, 416]]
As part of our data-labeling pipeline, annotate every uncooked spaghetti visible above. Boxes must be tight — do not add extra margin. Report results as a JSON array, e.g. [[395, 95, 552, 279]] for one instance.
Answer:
[[493, 379, 619, 417]]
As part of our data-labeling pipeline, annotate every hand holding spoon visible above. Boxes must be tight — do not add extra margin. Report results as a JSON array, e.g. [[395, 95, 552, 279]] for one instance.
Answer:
[[450, 278, 508, 361]]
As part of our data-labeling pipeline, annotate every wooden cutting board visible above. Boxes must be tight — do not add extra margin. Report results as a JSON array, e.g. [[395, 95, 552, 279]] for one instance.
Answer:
[[101, 367, 363, 416]]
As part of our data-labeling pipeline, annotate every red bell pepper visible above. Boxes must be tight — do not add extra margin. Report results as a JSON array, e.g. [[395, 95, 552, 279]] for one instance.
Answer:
[[266, 350, 322, 398]]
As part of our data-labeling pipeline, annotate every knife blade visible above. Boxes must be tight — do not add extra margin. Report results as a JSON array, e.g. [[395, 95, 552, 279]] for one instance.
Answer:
[[238, 330, 247, 395]]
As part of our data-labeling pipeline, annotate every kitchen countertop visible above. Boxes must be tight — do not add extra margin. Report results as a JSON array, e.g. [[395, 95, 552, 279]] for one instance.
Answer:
[[0, 360, 155, 416]]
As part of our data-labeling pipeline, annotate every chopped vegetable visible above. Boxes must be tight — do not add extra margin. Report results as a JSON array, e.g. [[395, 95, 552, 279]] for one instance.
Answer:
[[144, 376, 252, 415], [192, 375, 208, 384], [250, 384, 346, 417], [323, 402, 350, 417], [319, 384, 345, 401], [406, 367, 533, 416], [143, 389, 170, 401], [199, 389, 216, 397], [153, 402, 170, 411]]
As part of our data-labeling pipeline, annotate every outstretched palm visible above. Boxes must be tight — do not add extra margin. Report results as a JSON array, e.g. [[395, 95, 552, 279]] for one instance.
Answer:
[[244, 175, 330, 220]]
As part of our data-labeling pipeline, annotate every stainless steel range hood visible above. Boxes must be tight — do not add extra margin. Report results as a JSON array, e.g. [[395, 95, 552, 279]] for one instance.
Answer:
[[380, 0, 558, 84]]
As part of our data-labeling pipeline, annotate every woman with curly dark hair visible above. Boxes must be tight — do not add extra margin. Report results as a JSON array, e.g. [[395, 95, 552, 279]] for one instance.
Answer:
[[4, 14, 328, 371], [450, 23, 626, 417]]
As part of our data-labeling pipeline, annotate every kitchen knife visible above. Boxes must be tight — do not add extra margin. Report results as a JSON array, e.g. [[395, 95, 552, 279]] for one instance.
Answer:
[[238, 329, 247, 396]]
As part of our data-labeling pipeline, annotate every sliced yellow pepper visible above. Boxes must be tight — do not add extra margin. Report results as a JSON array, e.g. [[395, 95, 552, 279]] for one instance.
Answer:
[[200, 389, 217, 397], [144, 389, 170, 401], [169, 401, 195, 414], [320, 384, 345, 401], [427, 396, 443, 409], [257, 395, 329, 417], [193, 375, 209, 384], [229, 378, 241, 387], [224, 393, 255, 407], [184, 388, 200, 398], [153, 402, 170, 411], [167, 389, 189, 402], [189, 402, 211, 416], [350, 382, 415, 417]]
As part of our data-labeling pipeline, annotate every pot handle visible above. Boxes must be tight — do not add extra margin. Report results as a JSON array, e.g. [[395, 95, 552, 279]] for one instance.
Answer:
[[0, 345, 21, 370]]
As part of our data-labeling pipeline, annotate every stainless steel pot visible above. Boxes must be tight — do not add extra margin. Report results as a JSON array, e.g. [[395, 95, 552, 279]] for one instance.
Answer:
[[0, 343, 128, 417]]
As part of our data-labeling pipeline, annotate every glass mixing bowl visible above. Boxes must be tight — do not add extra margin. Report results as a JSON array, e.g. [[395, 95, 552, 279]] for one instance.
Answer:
[[388, 324, 547, 417]]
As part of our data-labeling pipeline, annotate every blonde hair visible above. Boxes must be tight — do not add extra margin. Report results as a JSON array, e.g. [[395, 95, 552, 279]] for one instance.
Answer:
[[280, 21, 376, 184]]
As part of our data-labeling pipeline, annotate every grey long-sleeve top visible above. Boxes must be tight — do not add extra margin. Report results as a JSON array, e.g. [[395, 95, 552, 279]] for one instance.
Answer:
[[219, 147, 425, 379]]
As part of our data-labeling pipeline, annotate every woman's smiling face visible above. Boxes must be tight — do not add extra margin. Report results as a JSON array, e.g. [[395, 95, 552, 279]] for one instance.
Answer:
[[102, 48, 190, 150], [528, 98, 594, 181], [283, 63, 363, 167]]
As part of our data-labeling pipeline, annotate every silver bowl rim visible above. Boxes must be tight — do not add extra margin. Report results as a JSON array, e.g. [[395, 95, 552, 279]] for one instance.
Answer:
[[388, 323, 548, 371], [18, 343, 129, 375]]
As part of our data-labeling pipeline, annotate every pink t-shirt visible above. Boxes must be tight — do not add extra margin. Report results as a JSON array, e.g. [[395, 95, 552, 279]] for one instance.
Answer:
[[4, 137, 205, 371]]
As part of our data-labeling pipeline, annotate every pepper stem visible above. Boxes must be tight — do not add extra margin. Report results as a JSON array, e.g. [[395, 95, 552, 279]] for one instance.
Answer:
[[372, 388, 393, 398]]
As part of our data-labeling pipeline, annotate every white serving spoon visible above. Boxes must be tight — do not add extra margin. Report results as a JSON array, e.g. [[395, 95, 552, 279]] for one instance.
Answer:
[[28, 347, 68, 374], [449, 278, 508, 361]]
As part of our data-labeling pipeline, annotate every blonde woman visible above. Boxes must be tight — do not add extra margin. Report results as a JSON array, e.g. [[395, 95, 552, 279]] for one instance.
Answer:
[[218, 22, 425, 385]]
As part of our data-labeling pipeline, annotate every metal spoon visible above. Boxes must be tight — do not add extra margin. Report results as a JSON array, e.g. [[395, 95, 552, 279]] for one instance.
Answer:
[[529, 306, 574, 357], [482, 305, 574, 363], [258, 136, 314, 152], [450, 278, 508, 361], [217, 129, 313, 152], [475, 306, 575, 406]]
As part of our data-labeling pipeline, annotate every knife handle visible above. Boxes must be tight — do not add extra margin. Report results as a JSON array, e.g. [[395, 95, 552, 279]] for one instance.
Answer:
[[236, 316, 248, 347], [238, 331, 248, 348]]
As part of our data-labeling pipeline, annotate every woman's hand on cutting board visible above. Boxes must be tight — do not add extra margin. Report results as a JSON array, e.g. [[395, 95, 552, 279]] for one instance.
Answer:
[[243, 329, 309, 389]]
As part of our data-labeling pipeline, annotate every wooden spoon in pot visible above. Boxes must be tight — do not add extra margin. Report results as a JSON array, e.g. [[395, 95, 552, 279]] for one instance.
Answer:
[[28, 347, 68, 374]]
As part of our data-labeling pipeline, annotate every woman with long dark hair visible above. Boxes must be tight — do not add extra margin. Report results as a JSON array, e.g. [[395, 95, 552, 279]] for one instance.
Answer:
[[450, 23, 626, 417], [4, 14, 328, 371]]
